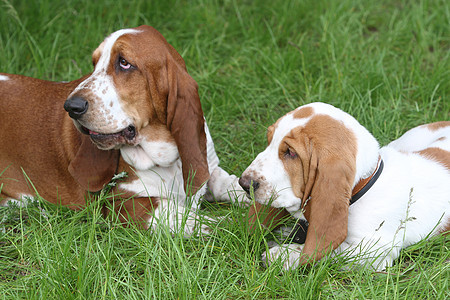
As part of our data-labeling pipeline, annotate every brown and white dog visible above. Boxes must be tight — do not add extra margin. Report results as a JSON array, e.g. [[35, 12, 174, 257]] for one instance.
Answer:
[[0, 25, 244, 234], [239, 102, 449, 270]]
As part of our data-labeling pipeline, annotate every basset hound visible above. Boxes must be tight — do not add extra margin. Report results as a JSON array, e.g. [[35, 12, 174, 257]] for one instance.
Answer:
[[0, 25, 243, 234], [239, 102, 449, 270]]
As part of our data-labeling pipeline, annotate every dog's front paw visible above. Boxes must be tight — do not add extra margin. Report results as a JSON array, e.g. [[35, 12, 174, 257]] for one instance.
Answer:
[[206, 167, 249, 203], [262, 244, 304, 270]]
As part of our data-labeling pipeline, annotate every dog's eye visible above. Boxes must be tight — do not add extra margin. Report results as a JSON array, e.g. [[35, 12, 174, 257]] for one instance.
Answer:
[[285, 147, 297, 159], [119, 57, 132, 70]]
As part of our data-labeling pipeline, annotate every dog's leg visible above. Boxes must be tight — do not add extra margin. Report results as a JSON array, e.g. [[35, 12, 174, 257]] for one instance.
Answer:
[[203, 122, 247, 203], [204, 167, 248, 203]]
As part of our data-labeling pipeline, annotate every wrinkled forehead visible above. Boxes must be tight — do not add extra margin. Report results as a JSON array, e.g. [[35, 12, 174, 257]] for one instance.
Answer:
[[270, 102, 360, 147], [102, 28, 140, 49], [270, 108, 313, 147], [93, 29, 140, 67]]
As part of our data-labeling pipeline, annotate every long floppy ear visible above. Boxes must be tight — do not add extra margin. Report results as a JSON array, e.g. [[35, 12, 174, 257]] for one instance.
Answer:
[[248, 202, 291, 231], [300, 154, 355, 264], [68, 135, 120, 192], [165, 55, 210, 194]]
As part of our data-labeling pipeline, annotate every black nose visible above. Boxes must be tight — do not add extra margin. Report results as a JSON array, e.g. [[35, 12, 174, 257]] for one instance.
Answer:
[[123, 125, 136, 140], [64, 96, 89, 119], [239, 176, 260, 194]]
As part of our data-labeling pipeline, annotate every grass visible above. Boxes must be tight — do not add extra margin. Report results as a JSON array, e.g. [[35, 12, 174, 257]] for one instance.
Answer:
[[0, 0, 449, 298]]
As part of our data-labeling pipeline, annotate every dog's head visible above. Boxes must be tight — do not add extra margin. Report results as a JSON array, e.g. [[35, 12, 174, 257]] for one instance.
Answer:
[[65, 25, 209, 192], [240, 102, 380, 262]]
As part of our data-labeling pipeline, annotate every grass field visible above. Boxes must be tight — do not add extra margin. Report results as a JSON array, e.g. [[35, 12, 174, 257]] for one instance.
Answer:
[[1, 0, 449, 298]]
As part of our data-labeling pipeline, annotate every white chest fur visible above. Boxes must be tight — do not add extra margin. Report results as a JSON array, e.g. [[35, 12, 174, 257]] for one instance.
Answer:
[[118, 122, 221, 204]]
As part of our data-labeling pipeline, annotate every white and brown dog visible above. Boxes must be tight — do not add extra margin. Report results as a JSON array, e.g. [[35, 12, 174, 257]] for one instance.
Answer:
[[240, 102, 449, 270], [0, 25, 243, 234]]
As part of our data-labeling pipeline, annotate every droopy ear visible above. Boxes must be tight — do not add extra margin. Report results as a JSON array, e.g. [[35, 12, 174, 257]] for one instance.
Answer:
[[68, 135, 120, 192], [248, 202, 291, 232], [300, 155, 355, 264], [165, 55, 210, 194]]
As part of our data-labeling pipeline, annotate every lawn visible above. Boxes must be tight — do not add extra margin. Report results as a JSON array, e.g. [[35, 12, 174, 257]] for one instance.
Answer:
[[0, 0, 449, 299]]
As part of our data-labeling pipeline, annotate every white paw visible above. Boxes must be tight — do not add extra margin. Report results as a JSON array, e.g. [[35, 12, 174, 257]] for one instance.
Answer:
[[262, 244, 304, 270], [206, 167, 249, 203]]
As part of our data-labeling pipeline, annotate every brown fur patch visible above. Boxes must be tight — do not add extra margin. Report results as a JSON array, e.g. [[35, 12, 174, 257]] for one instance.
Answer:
[[0, 74, 95, 209], [426, 121, 450, 131], [68, 135, 120, 192], [104, 191, 159, 229], [417, 147, 450, 170], [293, 106, 314, 120]]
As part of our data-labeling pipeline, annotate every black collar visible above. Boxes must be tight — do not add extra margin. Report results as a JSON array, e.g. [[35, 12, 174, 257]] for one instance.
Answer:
[[288, 157, 384, 244], [350, 157, 384, 205]]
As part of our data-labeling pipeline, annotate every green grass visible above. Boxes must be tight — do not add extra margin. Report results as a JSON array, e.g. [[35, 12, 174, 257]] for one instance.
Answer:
[[1, 0, 449, 298]]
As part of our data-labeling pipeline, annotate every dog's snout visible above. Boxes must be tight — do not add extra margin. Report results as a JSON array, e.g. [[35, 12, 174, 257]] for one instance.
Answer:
[[64, 96, 89, 119], [239, 176, 260, 194]]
